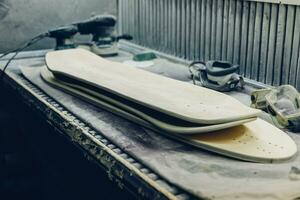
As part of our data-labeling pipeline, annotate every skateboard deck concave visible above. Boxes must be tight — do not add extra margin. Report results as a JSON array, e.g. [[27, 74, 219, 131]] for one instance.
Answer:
[[21, 66, 297, 162], [41, 67, 256, 134], [40, 66, 255, 134], [45, 49, 261, 124]]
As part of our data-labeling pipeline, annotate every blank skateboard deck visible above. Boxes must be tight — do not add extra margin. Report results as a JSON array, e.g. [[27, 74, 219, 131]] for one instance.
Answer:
[[40, 66, 255, 134], [28, 66, 297, 162], [182, 119, 297, 163], [45, 49, 260, 125]]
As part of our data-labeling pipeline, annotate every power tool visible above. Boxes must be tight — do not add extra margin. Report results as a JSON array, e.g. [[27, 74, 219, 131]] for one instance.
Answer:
[[0, 15, 131, 80], [74, 15, 132, 56], [47, 25, 78, 50]]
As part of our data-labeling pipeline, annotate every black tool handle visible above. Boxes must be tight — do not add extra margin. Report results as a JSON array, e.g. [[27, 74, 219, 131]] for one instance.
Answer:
[[115, 34, 133, 41], [75, 15, 116, 35], [48, 25, 78, 38]]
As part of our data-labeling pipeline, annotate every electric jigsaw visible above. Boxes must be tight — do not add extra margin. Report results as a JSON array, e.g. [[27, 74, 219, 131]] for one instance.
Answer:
[[75, 15, 132, 56]]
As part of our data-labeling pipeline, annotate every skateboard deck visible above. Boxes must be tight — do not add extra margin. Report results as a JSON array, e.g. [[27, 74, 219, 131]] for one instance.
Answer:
[[24, 66, 297, 162], [40, 66, 255, 134], [182, 118, 297, 163], [45, 49, 261, 125]]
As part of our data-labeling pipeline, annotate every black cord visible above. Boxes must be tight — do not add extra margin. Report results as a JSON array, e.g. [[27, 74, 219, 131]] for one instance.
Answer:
[[0, 34, 44, 59], [0, 33, 47, 81], [0, 49, 16, 59]]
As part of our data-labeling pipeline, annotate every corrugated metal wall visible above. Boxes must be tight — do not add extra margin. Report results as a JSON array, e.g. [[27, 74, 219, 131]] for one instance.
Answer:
[[118, 0, 300, 90]]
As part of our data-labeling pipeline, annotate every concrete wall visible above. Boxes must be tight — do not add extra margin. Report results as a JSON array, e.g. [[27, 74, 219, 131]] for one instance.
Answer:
[[0, 0, 117, 52]]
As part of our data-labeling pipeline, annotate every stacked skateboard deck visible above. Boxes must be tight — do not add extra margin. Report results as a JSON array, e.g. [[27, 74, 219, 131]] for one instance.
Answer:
[[41, 67, 256, 134], [45, 49, 260, 125], [32, 49, 297, 162]]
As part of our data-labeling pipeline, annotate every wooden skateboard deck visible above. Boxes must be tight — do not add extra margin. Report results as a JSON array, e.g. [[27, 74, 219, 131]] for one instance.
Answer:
[[182, 118, 297, 163], [28, 66, 297, 162], [45, 49, 261, 125], [40, 66, 255, 134]]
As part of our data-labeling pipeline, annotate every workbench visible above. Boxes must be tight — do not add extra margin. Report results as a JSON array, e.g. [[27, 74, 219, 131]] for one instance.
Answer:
[[1, 46, 300, 200]]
